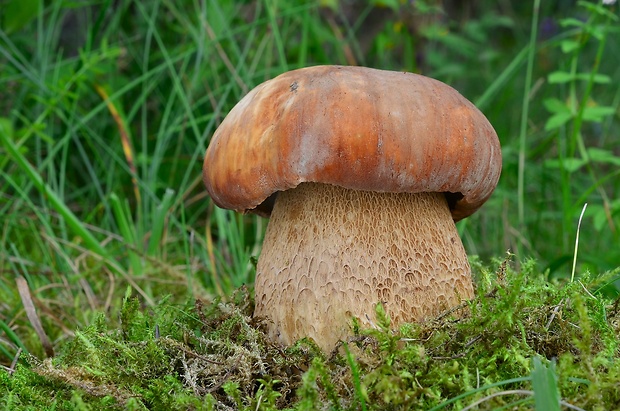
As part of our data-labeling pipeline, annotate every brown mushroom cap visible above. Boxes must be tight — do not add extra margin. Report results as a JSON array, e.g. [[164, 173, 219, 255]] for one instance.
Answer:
[[203, 65, 501, 221]]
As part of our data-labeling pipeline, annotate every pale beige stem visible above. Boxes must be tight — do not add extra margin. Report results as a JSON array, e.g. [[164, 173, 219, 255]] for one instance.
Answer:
[[254, 183, 473, 351]]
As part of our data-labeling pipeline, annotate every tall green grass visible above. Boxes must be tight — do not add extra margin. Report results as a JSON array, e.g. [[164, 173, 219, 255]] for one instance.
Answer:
[[0, 0, 619, 386]]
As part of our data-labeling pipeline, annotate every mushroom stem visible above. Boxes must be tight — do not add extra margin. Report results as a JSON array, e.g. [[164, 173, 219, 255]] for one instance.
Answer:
[[254, 182, 474, 351]]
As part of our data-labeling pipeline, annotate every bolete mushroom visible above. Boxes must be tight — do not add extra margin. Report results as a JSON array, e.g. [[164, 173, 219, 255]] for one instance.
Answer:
[[203, 65, 501, 352]]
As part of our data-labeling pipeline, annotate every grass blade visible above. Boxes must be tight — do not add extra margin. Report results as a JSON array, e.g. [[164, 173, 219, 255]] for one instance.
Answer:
[[15, 277, 54, 358], [109, 193, 142, 276], [0, 319, 28, 354], [0, 125, 109, 259], [94, 83, 141, 208], [571, 203, 588, 282], [344, 343, 367, 411], [518, 0, 541, 227], [146, 188, 175, 257], [531, 356, 561, 411], [429, 377, 532, 411]]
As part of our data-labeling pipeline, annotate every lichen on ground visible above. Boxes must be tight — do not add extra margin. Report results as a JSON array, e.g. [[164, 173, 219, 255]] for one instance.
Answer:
[[2, 257, 620, 410]]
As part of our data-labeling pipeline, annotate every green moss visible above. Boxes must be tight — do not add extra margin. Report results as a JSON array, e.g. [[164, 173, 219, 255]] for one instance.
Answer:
[[2, 260, 620, 410]]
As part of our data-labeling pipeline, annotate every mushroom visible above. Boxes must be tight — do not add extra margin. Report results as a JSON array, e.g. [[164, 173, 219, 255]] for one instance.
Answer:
[[203, 65, 501, 352]]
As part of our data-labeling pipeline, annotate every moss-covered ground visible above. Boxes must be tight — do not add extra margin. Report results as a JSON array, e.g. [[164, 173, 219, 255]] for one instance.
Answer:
[[2, 1, 620, 410], [2, 257, 620, 410]]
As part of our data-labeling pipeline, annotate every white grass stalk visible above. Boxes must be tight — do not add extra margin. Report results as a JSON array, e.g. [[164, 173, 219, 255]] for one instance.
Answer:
[[571, 203, 588, 283]]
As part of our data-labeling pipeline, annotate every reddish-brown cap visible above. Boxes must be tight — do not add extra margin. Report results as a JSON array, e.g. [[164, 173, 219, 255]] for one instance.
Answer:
[[203, 65, 501, 221]]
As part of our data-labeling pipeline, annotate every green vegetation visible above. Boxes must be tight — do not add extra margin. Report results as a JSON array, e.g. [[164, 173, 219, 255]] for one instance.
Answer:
[[2, 259, 620, 409], [1, 0, 619, 409]]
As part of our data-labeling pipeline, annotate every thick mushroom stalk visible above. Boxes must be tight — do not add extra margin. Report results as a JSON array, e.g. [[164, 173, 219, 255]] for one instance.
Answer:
[[203, 65, 502, 352], [254, 183, 473, 351]]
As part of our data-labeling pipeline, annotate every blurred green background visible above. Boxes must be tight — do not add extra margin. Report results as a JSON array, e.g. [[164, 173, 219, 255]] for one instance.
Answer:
[[1, 0, 619, 362]]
